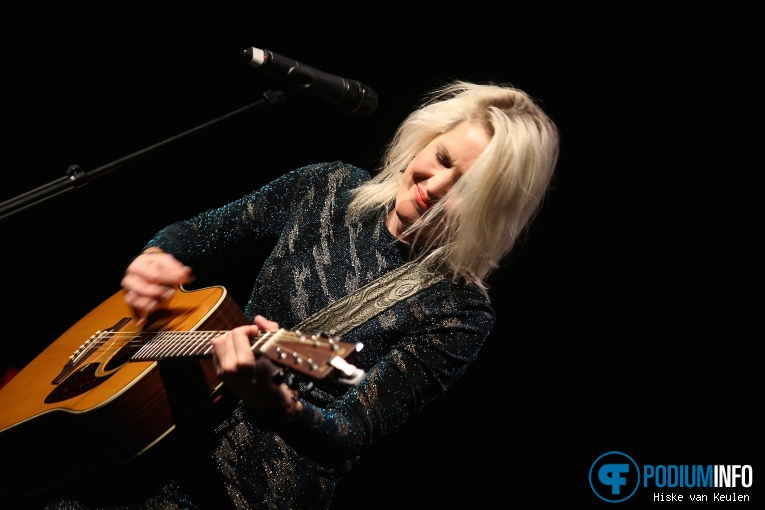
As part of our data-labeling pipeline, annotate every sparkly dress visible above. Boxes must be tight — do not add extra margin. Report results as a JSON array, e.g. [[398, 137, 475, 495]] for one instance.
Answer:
[[43, 161, 495, 510]]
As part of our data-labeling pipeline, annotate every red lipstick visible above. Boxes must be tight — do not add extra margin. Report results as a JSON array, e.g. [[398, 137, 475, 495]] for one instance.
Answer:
[[415, 185, 430, 210]]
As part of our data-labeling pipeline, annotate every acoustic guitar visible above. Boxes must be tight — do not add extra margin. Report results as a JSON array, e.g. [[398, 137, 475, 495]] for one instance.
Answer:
[[0, 285, 363, 499]]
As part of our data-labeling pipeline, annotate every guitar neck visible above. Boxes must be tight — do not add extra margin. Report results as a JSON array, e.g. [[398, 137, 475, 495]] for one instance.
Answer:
[[128, 328, 362, 383], [130, 330, 248, 360]]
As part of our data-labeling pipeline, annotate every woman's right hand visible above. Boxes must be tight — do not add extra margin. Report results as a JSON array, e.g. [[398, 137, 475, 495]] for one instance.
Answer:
[[121, 249, 194, 327]]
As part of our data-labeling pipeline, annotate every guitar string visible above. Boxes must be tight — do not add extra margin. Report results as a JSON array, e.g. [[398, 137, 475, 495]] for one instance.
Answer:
[[77, 331, 344, 357]]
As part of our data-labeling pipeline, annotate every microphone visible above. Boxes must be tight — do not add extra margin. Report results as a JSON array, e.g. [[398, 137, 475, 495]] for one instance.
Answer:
[[240, 47, 378, 116]]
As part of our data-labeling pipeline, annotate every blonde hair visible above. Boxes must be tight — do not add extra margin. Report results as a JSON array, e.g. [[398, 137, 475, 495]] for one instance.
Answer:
[[349, 80, 559, 293]]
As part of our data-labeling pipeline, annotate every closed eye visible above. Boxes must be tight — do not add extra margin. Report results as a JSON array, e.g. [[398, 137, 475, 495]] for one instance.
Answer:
[[436, 148, 452, 168]]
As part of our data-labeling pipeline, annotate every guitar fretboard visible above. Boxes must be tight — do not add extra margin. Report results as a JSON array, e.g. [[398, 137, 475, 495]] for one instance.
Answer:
[[131, 330, 265, 360]]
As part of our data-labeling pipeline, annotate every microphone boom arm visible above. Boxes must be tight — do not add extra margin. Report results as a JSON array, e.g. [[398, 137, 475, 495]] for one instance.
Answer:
[[0, 90, 286, 221]]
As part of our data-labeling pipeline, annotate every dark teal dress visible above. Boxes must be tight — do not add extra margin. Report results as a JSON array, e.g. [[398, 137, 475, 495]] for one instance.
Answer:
[[43, 161, 495, 509]]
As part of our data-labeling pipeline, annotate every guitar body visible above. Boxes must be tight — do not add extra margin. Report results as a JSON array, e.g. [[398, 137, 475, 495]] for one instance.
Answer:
[[0, 285, 249, 499]]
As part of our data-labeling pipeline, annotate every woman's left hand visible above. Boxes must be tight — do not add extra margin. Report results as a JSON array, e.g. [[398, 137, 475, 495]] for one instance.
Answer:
[[211, 315, 297, 414]]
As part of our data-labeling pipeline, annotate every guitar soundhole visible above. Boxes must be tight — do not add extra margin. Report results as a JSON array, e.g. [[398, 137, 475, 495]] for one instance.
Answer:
[[45, 335, 141, 404], [103, 340, 141, 372]]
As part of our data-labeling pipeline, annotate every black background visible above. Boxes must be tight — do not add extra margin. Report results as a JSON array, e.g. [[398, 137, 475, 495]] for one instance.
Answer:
[[2, 1, 761, 507]]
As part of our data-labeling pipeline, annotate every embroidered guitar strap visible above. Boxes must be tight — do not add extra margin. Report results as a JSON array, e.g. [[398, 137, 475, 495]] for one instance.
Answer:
[[293, 261, 445, 337]]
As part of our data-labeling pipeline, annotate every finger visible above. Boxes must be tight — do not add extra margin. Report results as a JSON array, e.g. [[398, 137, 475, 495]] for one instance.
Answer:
[[126, 295, 158, 328], [127, 254, 193, 286], [123, 277, 177, 303], [158, 286, 176, 301], [254, 315, 280, 331], [211, 331, 238, 374], [230, 325, 261, 359]]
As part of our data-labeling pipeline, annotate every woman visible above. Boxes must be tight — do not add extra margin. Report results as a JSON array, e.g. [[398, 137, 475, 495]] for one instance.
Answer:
[[47, 80, 559, 509]]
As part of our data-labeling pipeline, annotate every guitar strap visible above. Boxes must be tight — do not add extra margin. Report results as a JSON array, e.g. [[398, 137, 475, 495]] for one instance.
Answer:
[[292, 261, 446, 337]]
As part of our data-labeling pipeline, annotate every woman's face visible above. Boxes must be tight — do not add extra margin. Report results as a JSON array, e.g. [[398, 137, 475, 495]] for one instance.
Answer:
[[387, 120, 490, 244]]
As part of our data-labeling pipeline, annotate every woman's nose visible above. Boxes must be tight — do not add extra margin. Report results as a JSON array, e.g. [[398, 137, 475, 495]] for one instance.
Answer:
[[426, 172, 454, 197]]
